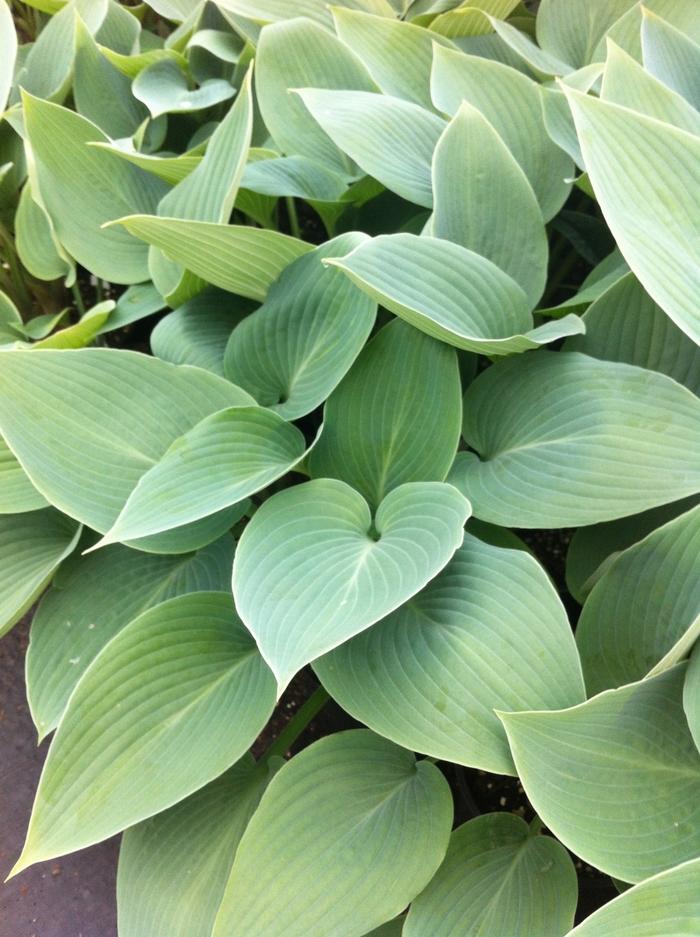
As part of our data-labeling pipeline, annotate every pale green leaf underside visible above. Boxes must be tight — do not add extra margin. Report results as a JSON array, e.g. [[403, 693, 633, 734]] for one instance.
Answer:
[[224, 232, 377, 420], [0, 508, 80, 639], [27, 535, 236, 739], [682, 642, 700, 755], [97, 406, 308, 545], [233, 479, 470, 692], [213, 730, 453, 937], [115, 215, 312, 302], [13, 592, 276, 874], [117, 756, 271, 937], [500, 666, 700, 883], [404, 813, 578, 937], [308, 318, 462, 509], [316, 532, 584, 774], [564, 857, 700, 936], [576, 504, 700, 695], [566, 88, 700, 345], [454, 351, 700, 527], [327, 233, 583, 354]]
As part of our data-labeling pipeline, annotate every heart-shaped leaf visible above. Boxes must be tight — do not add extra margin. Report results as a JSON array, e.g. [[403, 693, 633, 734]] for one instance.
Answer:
[[117, 755, 273, 937], [11, 592, 276, 874], [133, 58, 234, 118], [0, 508, 80, 639], [212, 730, 453, 937], [326, 233, 583, 354], [224, 233, 377, 420], [27, 534, 236, 739], [500, 665, 700, 883], [454, 351, 700, 527], [96, 406, 308, 546], [576, 503, 700, 694], [233, 478, 470, 692], [316, 532, 584, 774], [308, 318, 461, 509], [404, 813, 578, 937]]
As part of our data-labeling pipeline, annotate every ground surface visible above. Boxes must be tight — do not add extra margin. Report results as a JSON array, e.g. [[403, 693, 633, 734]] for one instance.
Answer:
[[0, 619, 118, 937]]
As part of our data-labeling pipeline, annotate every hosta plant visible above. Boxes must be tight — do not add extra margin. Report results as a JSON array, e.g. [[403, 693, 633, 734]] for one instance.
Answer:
[[2, 0, 700, 934]]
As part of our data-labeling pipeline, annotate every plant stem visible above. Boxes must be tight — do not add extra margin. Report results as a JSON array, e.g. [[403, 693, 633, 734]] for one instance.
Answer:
[[529, 814, 544, 836], [71, 281, 86, 316], [285, 196, 301, 239], [264, 686, 330, 761]]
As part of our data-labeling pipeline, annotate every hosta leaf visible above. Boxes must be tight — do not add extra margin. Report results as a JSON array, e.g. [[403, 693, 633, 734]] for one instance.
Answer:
[[566, 273, 700, 395], [98, 282, 166, 334], [11, 592, 276, 874], [151, 66, 253, 304], [315, 533, 584, 774], [564, 857, 700, 936], [487, 16, 571, 77], [117, 756, 272, 937], [23, 93, 167, 284], [0, 509, 80, 639], [539, 62, 604, 170], [432, 102, 548, 307], [97, 407, 308, 546], [133, 58, 234, 118], [296, 89, 445, 207], [576, 504, 700, 694], [308, 319, 461, 509], [428, 1, 520, 38], [216, 0, 397, 28], [0, 0, 17, 111], [642, 10, 700, 110], [99, 44, 188, 80], [114, 215, 312, 301], [15, 181, 73, 284], [14, 0, 107, 102], [454, 352, 700, 527], [500, 665, 700, 882], [332, 8, 454, 109], [598, 0, 700, 62], [91, 144, 201, 185], [240, 154, 347, 202], [33, 301, 114, 350], [26, 534, 236, 739], [0, 438, 48, 514], [0, 349, 254, 537], [233, 479, 470, 692], [430, 44, 573, 220], [404, 813, 578, 937], [565, 88, 700, 345], [684, 643, 700, 753], [224, 233, 376, 420], [326, 233, 583, 354], [151, 289, 253, 376], [256, 19, 376, 177], [535, 0, 635, 68], [601, 40, 700, 136], [565, 496, 700, 604], [212, 730, 453, 937], [73, 17, 146, 138]]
